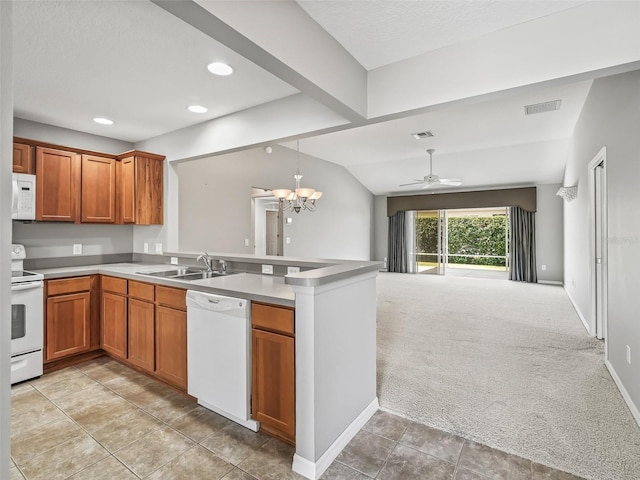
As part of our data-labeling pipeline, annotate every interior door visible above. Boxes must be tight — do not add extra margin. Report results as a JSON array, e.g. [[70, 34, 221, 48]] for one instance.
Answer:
[[265, 210, 279, 256], [594, 161, 606, 339]]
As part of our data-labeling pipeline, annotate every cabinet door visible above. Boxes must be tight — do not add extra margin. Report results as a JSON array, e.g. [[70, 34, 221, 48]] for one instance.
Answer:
[[36, 147, 81, 222], [155, 305, 187, 389], [252, 328, 295, 444], [81, 155, 116, 223], [46, 292, 91, 361], [13, 143, 34, 174], [119, 155, 164, 225], [120, 156, 135, 224], [101, 291, 127, 359], [128, 298, 155, 371]]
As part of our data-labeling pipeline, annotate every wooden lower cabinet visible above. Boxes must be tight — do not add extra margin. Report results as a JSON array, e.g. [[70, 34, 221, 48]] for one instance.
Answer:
[[45, 277, 93, 361], [101, 292, 127, 358], [155, 305, 187, 389], [251, 302, 295, 444], [128, 298, 155, 371], [46, 292, 91, 361]]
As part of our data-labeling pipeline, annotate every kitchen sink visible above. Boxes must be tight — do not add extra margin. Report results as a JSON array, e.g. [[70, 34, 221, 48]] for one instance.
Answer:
[[137, 267, 206, 277], [136, 268, 234, 281], [172, 271, 232, 280]]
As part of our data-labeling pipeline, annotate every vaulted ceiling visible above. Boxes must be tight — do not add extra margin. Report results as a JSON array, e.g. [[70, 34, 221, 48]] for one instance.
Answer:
[[12, 1, 640, 195]]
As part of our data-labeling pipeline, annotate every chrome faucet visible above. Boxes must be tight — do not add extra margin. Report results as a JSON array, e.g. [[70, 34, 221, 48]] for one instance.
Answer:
[[219, 259, 227, 273], [197, 251, 214, 271]]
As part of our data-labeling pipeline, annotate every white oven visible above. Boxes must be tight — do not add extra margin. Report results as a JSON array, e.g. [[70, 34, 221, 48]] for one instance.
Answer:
[[11, 244, 44, 384]]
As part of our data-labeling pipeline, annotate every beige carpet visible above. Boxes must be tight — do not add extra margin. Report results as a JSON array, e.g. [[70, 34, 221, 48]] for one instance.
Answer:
[[376, 272, 640, 480]]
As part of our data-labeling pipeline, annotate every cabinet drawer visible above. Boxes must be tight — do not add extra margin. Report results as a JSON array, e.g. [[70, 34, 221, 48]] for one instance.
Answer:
[[47, 276, 91, 296], [252, 302, 294, 335], [129, 281, 154, 301], [101, 276, 127, 295], [156, 285, 186, 311]]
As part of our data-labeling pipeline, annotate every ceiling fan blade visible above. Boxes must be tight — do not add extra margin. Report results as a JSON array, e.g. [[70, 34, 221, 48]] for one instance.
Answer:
[[421, 183, 435, 189], [439, 178, 462, 186], [399, 181, 425, 187]]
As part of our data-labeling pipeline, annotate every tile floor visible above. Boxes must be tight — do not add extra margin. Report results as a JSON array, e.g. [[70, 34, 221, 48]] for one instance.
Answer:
[[10, 357, 583, 480]]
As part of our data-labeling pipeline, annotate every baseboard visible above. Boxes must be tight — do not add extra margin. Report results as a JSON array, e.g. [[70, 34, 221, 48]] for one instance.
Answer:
[[292, 397, 379, 480], [197, 399, 259, 432], [564, 287, 590, 334], [539, 280, 563, 286], [605, 360, 640, 428]]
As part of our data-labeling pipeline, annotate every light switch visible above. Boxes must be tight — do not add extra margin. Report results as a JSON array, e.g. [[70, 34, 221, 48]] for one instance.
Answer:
[[73, 244, 82, 255], [155, 243, 163, 254]]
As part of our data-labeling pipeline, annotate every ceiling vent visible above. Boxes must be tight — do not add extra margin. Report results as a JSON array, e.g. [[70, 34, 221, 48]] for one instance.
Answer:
[[524, 100, 562, 115], [411, 131, 434, 140]]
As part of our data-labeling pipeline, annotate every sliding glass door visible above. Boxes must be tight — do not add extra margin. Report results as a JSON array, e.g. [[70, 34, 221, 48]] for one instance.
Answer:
[[416, 210, 446, 275], [415, 207, 509, 277]]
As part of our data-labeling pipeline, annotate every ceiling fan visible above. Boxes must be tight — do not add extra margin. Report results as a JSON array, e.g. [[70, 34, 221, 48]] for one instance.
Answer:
[[400, 149, 462, 189]]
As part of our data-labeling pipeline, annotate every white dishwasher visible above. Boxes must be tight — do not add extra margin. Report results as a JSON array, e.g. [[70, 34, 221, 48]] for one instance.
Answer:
[[186, 290, 259, 431]]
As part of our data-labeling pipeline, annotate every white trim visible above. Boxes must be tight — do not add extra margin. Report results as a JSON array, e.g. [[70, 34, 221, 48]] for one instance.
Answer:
[[605, 360, 640, 428], [196, 400, 259, 432], [587, 146, 608, 341], [292, 397, 379, 480], [564, 286, 590, 333], [538, 280, 563, 286]]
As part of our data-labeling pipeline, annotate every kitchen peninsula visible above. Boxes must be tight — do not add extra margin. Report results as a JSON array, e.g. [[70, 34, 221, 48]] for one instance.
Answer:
[[33, 252, 381, 480]]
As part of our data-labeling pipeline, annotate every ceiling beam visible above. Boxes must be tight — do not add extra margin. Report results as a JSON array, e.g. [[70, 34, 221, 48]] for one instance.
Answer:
[[152, 0, 367, 124]]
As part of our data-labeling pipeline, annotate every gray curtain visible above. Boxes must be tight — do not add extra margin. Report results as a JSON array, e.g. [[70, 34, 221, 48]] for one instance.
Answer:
[[509, 207, 537, 282], [388, 211, 407, 272]]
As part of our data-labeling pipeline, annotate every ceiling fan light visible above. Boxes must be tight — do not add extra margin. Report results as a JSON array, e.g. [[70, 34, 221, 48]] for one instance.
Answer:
[[272, 189, 291, 199]]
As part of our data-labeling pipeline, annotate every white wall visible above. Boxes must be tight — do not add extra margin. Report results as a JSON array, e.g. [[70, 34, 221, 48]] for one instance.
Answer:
[[536, 184, 564, 283], [14, 118, 133, 154], [1, 3, 13, 477], [563, 69, 640, 420], [176, 145, 374, 260], [373, 195, 388, 267]]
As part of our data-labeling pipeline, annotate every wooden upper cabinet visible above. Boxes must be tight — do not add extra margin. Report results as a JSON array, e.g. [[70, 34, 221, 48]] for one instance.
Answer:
[[13, 143, 34, 174], [118, 152, 164, 225], [81, 155, 116, 223], [36, 147, 81, 222]]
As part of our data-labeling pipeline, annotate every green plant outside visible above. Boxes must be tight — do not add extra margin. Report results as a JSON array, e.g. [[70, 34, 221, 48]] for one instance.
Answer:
[[416, 215, 508, 267]]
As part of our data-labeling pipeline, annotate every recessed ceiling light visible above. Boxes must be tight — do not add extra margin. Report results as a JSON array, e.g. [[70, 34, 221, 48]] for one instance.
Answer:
[[207, 62, 233, 76], [187, 105, 208, 113], [93, 117, 114, 125]]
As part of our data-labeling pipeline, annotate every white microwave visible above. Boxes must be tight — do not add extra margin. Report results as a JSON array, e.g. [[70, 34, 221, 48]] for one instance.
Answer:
[[12, 173, 36, 220]]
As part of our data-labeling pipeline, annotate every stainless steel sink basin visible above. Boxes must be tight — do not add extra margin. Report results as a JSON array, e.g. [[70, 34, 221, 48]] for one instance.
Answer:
[[172, 271, 231, 280], [136, 267, 233, 281]]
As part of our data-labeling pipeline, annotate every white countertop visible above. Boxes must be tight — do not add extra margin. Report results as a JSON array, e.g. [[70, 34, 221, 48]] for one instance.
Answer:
[[35, 263, 295, 307]]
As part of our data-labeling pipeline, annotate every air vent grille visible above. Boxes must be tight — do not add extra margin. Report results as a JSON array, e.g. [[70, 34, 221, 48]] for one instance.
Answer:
[[411, 131, 434, 139], [524, 100, 562, 115]]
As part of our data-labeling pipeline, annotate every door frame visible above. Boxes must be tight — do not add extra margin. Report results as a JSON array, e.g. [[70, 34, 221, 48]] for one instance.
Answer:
[[588, 146, 608, 343]]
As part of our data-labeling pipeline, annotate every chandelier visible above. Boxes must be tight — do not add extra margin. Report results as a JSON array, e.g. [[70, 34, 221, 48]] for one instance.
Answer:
[[272, 141, 322, 213]]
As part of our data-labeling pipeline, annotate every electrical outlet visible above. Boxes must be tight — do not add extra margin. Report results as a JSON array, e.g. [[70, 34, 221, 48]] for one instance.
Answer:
[[287, 266, 300, 274], [286, 237, 291, 244], [73, 244, 82, 255], [541, 265, 546, 271], [244, 238, 249, 247], [170, 257, 179, 265], [262, 264, 274, 275], [627, 345, 631, 365], [143, 243, 149, 253], [155, 243, 162, 254]]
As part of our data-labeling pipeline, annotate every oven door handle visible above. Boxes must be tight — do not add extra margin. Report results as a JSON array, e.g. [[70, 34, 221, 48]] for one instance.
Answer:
[[11, 281, 44, 291]]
